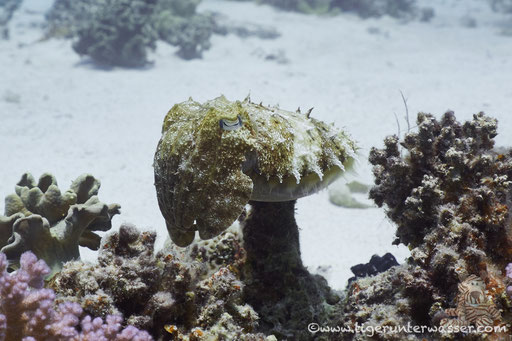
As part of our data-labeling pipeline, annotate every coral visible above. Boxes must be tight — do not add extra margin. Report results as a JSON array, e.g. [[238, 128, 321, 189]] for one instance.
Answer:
[[51, 223, 272, 340], [212, 13, 280, 40], [0, 251, 152, 341], [0, 0, 21, 39], [330, 263, 439, 340], [44, 0, 106, 38], [46, 0, 217, 65], [154, 96, 356, 339], [154, 95, 357, 246], [72, 0, 159, 67], [364, 112, 512, 338], [263, 0, 333, 14], [489, 0, 512, 13], [506, 263, 512, 297], [155, 0, 201, 17], [153, 0, 215, 59], [162, 224, 246, 275], [229, 0, 333, 14], [229, 0, 434, 20], [332, 0, 433, 21], [0, 172, 119, 275], [328, 180, 373, 208]]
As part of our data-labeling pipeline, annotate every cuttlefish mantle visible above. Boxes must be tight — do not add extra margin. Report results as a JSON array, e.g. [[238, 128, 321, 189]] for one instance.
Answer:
[[154, 96, 358, 246]]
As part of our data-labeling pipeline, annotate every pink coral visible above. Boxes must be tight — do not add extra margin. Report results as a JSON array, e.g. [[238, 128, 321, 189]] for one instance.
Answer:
[[506, 263, 512, 297], [0, 251, 152, 341]]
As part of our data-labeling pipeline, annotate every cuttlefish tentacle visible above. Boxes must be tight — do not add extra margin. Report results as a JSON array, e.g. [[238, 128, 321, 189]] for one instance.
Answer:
[[154, 96, 357, 246]]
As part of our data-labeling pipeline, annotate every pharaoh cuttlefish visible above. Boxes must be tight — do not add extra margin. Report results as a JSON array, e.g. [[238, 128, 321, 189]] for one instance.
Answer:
[[154, 96, 357, 246]]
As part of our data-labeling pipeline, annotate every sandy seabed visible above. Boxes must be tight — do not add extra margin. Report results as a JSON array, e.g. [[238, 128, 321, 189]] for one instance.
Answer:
[[1, 0, 511, 289]]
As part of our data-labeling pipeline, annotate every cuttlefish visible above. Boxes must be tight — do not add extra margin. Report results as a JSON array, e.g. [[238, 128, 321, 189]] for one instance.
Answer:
[[154, 96, 357, 246]]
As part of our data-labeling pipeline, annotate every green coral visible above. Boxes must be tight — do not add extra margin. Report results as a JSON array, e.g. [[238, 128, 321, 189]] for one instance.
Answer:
[[0, 173, 119, 275]]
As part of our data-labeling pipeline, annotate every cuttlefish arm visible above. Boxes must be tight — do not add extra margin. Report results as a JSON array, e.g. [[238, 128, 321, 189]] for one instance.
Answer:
[[154, 100, 254, 246]]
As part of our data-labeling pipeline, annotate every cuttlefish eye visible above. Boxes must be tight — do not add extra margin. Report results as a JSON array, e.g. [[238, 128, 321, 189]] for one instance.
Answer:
[[219, 115, 243, 131]]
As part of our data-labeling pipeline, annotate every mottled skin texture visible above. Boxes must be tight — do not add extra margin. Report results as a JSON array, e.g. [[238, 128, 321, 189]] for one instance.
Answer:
[[154, 96, 357, 246]]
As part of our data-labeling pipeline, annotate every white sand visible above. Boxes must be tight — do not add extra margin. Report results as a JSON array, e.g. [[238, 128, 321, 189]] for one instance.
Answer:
[[1, 0, 511, 289]]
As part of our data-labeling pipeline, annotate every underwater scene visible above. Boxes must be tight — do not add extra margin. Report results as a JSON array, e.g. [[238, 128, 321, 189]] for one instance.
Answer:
[[1, 0, 512, 339]]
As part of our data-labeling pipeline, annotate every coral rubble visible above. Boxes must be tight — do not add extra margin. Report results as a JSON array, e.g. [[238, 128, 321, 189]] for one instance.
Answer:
[[0, 172, 119, 275], [0, 251, 152, 341]]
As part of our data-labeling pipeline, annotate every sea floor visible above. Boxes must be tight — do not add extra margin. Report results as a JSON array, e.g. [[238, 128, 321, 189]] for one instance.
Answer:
[[1, 0, 511, 289]]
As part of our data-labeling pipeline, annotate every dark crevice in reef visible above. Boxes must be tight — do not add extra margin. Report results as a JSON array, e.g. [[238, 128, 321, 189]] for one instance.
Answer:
[[241, 200, 338, 340]]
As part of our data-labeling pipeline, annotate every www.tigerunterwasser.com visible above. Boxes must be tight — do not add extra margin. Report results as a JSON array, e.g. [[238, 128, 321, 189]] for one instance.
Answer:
[[307, 322, 507, 337]]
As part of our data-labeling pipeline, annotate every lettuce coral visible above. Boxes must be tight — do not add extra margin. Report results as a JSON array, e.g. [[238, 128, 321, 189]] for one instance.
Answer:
[[0, 173, 120, 275], [0, 251, 152, 341]]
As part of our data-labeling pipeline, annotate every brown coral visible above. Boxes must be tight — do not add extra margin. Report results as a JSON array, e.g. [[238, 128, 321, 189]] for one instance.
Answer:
[[365, 111, 512, 338], [51, 224, 273, 341]]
